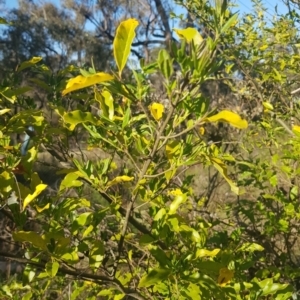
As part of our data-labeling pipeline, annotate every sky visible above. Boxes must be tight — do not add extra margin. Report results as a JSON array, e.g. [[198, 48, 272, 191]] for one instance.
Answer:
[[4, 0, 290, 16]]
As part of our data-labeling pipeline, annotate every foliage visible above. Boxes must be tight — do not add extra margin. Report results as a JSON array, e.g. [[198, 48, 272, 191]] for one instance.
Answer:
[[0, 0, 300, 299]]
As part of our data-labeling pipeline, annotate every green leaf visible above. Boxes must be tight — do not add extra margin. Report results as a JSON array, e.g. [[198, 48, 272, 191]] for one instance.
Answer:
[[138, 268, 171, 288], [113, 18, 139, 76], [63, 110, 98, 131], [45, 261, 59, 278], [149, 247, 171, 267], [59, 172, 83, 191], [157, 49, 174, 79], [122, 105, 131, 129], [237, 242, 264, 252], [220, 13, 238, 34], [62, 73, 114, 95], [13, 231, 47, 251], [102, 90, 115, 120], [0, 17, 9, 25], [211, 157, 239, 194], [139, 234, 155, 245], [196, 248, 221, 258]]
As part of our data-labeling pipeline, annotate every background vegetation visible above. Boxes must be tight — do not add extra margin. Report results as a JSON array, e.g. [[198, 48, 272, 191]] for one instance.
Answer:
[[1, 0, 300, 299]]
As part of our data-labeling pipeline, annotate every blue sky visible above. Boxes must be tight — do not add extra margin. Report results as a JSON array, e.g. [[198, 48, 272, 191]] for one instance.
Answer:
[[5, 0, 289, 16]]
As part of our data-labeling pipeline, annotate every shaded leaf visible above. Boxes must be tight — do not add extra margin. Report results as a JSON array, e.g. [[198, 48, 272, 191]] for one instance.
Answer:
[[138, 268, 171, 288]]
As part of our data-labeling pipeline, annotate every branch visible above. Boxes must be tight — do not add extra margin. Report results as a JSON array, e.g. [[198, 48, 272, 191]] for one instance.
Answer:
[[0, 251, 146, 300]]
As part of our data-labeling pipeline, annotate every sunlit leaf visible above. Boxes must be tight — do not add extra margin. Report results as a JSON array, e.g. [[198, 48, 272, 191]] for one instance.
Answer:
[[169, 193, 187, 215], [59, 172, 83, 191], [107, 175, 134, 188], [237, 242, 264, 252], [17, 57, 42, 72], [63, 110, 98, 131], [101, 90, 114, 120], [23, 184, 47, 210], [45, 261, 59, 278], [0, 108, 10, 115], [62, 73, 114, 95], [174, 28, 203, 45], [113, 18, 139, 76], [206, 110, 248, 129], [196, 248, 220, 258]]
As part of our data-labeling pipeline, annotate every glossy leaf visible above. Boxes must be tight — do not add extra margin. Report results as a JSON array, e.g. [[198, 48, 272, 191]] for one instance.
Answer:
[[113, 18, 139, 76], [59, 172, 83, 191], [62, 73, 114, 95]]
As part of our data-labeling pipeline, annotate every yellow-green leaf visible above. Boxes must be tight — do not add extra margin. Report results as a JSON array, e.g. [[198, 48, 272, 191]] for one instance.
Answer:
[[149, 102, 164, 121], [165, 140, 181, 160], [102, 90, 114, 120], [35, 203, 50, 213], [211, 157, 239, 194], [62, 73, 114, 96], [0, 108, 11, 115], [173, 27, 203, 45], [169, 193, 187, 215], [59, 172, 83, 192], [263, 102, 274, 111], [46, 261, 59, 278], [63, 110, 98, 131], [107, 175, 134, 188], [17, 57, 42, 72], [23, 184, 47, 210], [13, 231, 47, 251], [196, 248, 220, 258], [217, 268, 234, 287], [206, 110, 248, 129], [113, 18, 139, 76]]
